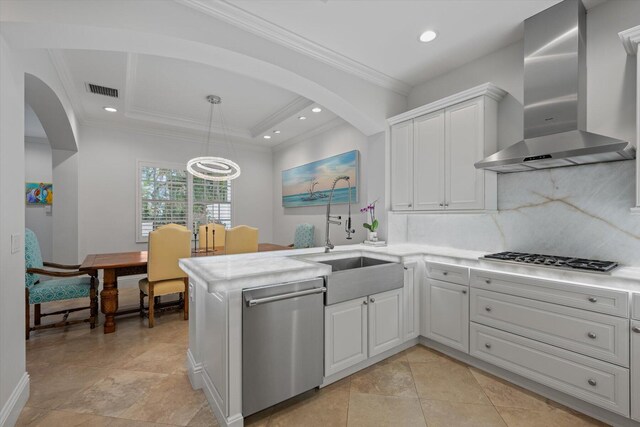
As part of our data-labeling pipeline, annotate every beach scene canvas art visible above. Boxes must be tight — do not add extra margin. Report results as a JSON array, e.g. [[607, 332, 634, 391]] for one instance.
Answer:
[[282, 150, 358, 208], [25, 182, 53, 205]]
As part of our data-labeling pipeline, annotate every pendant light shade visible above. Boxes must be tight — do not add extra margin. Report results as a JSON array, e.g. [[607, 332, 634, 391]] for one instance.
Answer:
[[187, 95, 241, 182]]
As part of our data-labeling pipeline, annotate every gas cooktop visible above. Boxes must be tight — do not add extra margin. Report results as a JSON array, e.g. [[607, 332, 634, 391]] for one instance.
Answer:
[[482, 251, 618, 274]]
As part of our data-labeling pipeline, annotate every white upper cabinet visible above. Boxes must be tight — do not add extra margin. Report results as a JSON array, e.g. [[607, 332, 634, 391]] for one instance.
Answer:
[[413, 111, 445, 210], [446, 98, 485, 210], [388, 83, 505, 212], [390, 120, 414, 211]]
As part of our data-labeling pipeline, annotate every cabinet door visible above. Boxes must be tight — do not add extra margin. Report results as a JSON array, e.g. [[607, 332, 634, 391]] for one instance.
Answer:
[[425, 279, 469, 353], [632, 320, 640, 422], [325, 298, 368, 377], [369, 288, 403, 357], [445, 97, 485, 210], [390, 120, 414, 211], [413, 111, 445, 210], [403, 265, 420, 341]]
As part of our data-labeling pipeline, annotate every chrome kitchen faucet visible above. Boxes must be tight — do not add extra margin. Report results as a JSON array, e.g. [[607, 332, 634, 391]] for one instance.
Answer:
[[324, 176, 355, 253]]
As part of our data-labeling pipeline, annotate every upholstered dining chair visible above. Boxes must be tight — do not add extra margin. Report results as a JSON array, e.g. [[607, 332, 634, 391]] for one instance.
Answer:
[[198, 223, 226, 250], [225, 225, 258, 255], [24, 228, 98, 340], [288, 223, 315, 249], [139, 223, 191, 327]]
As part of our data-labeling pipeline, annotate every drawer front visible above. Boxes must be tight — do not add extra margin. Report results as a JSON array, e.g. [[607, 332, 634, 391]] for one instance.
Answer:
[[470, 269, 629, 317], [426, 261, 469, 286], [471, 289, 629, 367], [470, 323, 630, 416], [633, 293, 640, 321]]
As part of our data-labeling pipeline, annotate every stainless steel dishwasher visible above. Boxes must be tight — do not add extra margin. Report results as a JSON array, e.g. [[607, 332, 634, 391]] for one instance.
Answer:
[[242, 278, 325, 416]]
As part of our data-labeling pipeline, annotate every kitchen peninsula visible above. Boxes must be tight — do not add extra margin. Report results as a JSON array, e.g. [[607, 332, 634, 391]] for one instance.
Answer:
[[179, 243, 640, 427]]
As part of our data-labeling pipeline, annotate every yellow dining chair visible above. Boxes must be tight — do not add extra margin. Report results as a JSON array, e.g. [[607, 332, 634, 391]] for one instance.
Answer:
[[139, 224, 191, 327], [225, 225, 258, 255], [198, 223, 226, 250]]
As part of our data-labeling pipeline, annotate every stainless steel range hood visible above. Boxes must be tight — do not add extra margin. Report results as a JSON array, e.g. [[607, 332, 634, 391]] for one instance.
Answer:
[[475, 0, 635, 173]]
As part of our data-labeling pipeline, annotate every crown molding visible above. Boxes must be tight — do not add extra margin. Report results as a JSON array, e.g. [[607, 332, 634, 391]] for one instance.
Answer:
[[619, 25, 640, 55], [249, 96, 313, 137], [25, 136, 50, 145], [387, 82, 508, 125], [80, 118, 272, 153], [272, 116, 345, 152], [47, 49, 87, 120], [174, 0, 411, 96]]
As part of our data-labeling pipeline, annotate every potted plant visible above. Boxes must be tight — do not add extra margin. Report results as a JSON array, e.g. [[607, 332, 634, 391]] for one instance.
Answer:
[[361, 199, 379, 242]]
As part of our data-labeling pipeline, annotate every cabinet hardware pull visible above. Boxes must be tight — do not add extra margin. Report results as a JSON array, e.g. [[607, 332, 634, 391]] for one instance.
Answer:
[[485, 279, 491, 284], [363, 300, 368, 305], [462, 290, 467, 294], [443, 271, 448, 275], [404, 267, 408, 270], [588, 379, 597, 387], [485, 306, 492, 312], [485, 343, 492, 349], [439, 203, 444, 207], [370, 297, 375, 303], [632, 326, 640, 333], [444, 203, 449, 207], [587, 332, 597, 339], [408, 203, 412, 208], [588, 297, 597, 303]]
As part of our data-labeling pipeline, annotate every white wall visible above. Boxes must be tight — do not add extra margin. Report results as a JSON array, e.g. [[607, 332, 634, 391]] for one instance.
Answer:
[[0, 34, 28, 427], [24, 140, 53, 262], [77, 125, 274, 259], [272, 122, 380, 247], [391, 0, 640, 265]]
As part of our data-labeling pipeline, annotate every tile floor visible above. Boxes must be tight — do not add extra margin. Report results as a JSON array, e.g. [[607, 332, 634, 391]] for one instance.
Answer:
[[17, 288, 608, 426]]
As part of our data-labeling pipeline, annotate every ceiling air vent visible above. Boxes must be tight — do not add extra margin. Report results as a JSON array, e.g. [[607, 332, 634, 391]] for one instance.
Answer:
[[85, 83, 119, 98]]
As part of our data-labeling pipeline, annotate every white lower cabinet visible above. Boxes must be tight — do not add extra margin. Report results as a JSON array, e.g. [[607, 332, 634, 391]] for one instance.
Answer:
[[324, 297, 368, 377], [369, 288, 404, 357], [424, 279, 469, 353], [471, 323, 630, 416], [403, 264, 420, 341], [325, 288, 403, 376], [632, 320, 640, 422]]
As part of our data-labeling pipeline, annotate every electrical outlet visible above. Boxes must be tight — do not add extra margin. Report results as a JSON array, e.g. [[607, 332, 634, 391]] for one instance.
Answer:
[[11, 233, 21, 254]]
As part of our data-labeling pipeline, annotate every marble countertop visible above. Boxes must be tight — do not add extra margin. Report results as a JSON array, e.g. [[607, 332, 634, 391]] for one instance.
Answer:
[[179, 243, 640, 294]]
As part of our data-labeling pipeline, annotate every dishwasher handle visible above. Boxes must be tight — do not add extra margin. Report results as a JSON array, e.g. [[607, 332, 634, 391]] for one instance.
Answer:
[[246, 287, 326, 307]]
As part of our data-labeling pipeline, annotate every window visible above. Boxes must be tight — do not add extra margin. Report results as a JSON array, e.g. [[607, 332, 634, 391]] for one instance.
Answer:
[[192, 177, 232, 229], [136, 161, 232, 242]]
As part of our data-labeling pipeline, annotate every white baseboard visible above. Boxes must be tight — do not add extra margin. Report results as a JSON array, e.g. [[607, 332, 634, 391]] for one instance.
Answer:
[[186, 348, 203, 390], [0, 372, 29, 427]]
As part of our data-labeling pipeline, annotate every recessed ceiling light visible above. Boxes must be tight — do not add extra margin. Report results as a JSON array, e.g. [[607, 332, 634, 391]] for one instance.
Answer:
[[311, 107, 322, 113], [263, 135, 271, 139], [419, 30, 437, 43], [298, 116, 307, 120], [103, 106, 117, 112], [273, 130, 281, 134]]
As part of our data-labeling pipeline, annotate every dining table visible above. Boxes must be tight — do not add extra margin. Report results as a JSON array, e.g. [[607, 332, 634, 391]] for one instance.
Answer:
[[79, 243, 290, 333]]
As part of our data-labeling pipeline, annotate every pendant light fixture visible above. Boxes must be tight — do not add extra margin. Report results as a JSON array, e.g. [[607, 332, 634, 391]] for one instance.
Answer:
[[187, 95, 241, 181]]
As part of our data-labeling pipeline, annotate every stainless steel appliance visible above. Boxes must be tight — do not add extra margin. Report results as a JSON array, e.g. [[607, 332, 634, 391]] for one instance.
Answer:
[[475, 0, 635, 172], [242, 278, 325, 416], [482, 251, 618, 273]]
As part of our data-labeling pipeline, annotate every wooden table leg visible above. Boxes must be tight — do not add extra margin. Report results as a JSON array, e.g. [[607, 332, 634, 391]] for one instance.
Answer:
[[101, 268, 118, 333]]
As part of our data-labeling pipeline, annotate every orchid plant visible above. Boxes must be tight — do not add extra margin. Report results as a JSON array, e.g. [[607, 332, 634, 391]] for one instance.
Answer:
[[360, 199, 379, 232]]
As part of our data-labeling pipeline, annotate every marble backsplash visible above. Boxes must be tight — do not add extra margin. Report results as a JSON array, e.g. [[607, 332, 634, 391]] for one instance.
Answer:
[[388, 160, 640, 266]]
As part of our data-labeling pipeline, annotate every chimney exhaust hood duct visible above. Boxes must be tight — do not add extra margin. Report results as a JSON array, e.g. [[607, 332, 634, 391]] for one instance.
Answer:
[[475, 0, 635, 173]]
